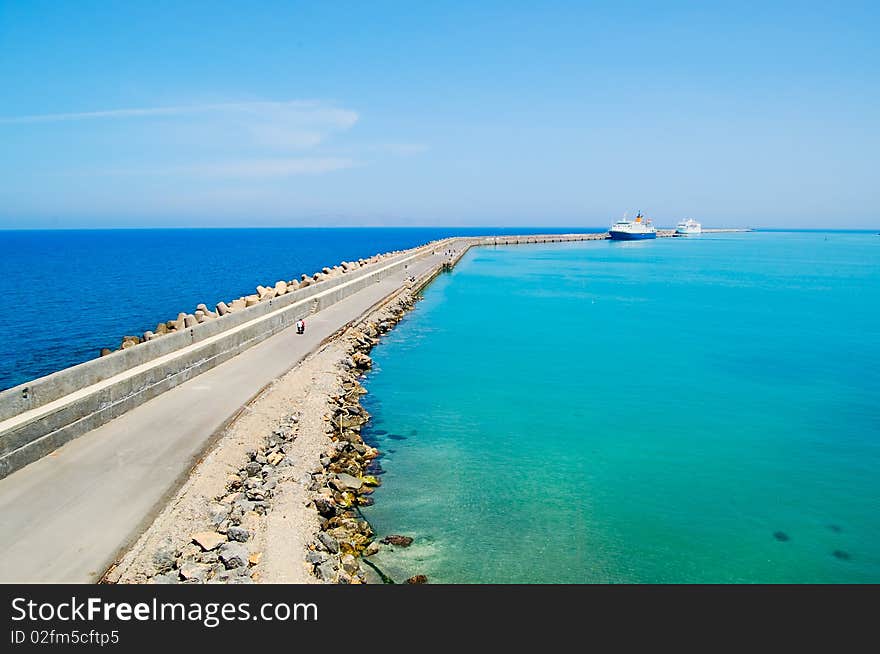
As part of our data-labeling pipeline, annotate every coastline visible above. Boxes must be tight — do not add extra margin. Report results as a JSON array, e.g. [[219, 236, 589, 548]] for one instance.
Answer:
[[3, 228, 756, 584], [107, 256, 439, 584]]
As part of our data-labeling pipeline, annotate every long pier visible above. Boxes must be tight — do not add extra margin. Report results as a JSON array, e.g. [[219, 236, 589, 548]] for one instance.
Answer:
[[0, 230, 746, 582]]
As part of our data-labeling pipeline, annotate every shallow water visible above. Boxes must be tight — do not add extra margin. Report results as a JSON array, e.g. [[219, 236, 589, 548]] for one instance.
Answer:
[[360, 231, 880, 583]]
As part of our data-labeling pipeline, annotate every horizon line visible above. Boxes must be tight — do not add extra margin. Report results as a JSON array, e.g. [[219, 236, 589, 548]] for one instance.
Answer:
[[0, 225, 876, 232]]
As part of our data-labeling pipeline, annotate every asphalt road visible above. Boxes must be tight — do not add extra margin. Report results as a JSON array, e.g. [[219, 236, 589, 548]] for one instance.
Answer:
[[0, 249, 450, 583]]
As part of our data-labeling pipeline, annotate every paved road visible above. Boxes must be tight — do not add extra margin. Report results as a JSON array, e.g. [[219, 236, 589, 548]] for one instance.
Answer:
[[0, 249, 451, 583]]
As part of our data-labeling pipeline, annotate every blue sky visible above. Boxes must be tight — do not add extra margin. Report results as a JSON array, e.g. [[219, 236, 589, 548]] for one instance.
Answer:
[[0, 1, 877, 228]]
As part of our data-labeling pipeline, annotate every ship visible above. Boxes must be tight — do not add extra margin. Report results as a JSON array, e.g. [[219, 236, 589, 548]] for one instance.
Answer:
[[609, 212, 657, 240], [675, 218, 702, 235]]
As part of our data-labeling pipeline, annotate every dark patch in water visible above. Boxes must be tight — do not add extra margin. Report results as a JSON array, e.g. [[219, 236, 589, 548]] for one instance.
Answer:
[[387, 433, 407, 441], [410, 429, 418, 436], [832, 550, 851, 561], [773, 531, 790, 542], [372, 429, 388, 436], [387, 448, 396, 454], [361, 433, 380, 448], [366, 461, 385, 475], [828, 524, 843, 533]]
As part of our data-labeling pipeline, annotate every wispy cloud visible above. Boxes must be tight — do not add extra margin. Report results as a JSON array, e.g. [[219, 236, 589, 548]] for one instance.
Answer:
[[0, 100, 359, 128], [101, 157, 357, 178], [0, 98, 425, 192]]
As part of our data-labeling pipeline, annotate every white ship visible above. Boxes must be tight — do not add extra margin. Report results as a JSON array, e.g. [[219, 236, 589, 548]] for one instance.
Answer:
[[675, 218, 702, 235], [609, 212, 657, 240]]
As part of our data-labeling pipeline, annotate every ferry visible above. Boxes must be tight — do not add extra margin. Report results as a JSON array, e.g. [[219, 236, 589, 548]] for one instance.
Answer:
[[609, 212, 657, 240], [675, 218, 702, 235]]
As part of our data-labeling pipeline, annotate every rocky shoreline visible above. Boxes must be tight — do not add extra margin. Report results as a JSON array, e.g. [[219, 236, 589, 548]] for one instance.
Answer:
[[106, 270, 432, 585], [305, 291, 427, 584]]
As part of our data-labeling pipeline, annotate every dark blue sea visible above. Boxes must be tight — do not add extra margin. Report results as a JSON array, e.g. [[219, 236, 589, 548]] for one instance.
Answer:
[[0, 227, 602, 391]]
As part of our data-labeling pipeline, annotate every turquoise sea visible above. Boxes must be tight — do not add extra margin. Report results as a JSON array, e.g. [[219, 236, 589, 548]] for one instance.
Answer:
[[360, 231, 880, 583]]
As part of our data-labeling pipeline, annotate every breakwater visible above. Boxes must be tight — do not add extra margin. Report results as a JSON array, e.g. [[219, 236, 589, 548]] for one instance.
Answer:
[[0, 240, 445, 478], [108, 246, 455, 585], [0, 233, 608, 480], [0, 228, 761, 583]]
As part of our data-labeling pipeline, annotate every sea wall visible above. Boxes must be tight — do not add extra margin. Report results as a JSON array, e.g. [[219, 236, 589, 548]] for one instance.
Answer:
[[0, 237, 468, 479], [0, 231, 626, 479]]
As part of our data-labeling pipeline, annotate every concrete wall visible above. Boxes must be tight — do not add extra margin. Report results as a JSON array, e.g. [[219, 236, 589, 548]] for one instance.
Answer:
[[0, 237, 464, 479]]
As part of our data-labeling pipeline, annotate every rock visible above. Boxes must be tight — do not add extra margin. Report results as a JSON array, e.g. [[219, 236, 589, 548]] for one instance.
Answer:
[[192, 531, 227, 551], [248, 552, 262, 566], [340, 553, 359, 575], [337, 414, 367, 429], [274, 280, 288, 295], [380, 535, 414, 547], [196, 303, 209, 314], [219, 542, 249, 569], [313, 497, 336, 518], [317, 532, 339, 553], [227, 526, 251, 542], [351, 352, 372, 369], [316, 561, 337, 582], [216, 301, 230, 316], [245, 295, 260, 307], [259, 287, 276, 300], [267, 452, 284, 466], [234, 498, 255, 513], [405, 575, 428, 584], [100, 348, 112, 357], [245, 461, 262, 477], [363, 541, 380, 557], [306, 551, 328, 565], [175, 312, 187, 330], [330, 473, 363, 492], [207, 502, 230, 527], [179, 561, 211, 582], [230, 298, 247, 311], [184, 314, 197, 328], [361, 475, 381, 487], [152, 545, 177, 573]]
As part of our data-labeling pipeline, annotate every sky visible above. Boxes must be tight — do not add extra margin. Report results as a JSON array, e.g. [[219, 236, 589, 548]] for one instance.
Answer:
[[0, 1, 878, 229]]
